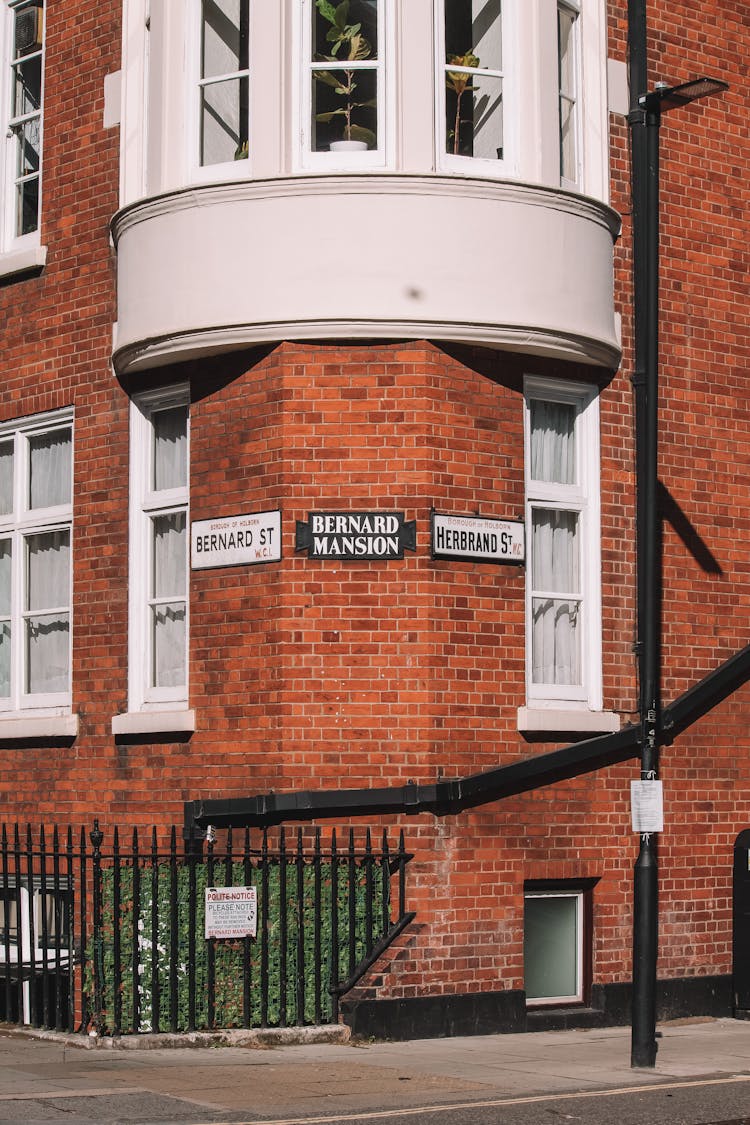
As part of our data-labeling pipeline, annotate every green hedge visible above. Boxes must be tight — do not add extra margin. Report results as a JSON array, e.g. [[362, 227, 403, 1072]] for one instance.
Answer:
[[91, 859, 387, 1033]]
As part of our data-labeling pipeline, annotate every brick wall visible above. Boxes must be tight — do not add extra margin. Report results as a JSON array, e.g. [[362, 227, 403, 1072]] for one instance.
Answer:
[[0, 0, 747, 1009]]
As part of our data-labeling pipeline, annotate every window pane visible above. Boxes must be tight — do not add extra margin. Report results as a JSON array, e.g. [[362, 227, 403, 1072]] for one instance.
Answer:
[[26, 612, 69, 694], [558, 5, 578, 182], [532, 597, 580, 685], [152, 513, 186, 598], [0, 443, 13, 515], [0, 623, 10, 699], [312, 66, 377, 150], [202, 0, 248, 78], [531, 509, 579, 592], [445, 0, 503, 160], [445, 70, 502, 159], [29, 428, 72, 509], [0, 533, 9, 693], [0, 535, 11, 616], [0, 895, 19, 943], [560, 99, 576, 182], [200, 76, 249, 165], [525, 894, 579, 1000], [531, 510, 580, 686], [530, 400, 576, 484], [314, 0, 378, 61], [38, 891, 69, 947], [558, 7, 576, 95], [26, 530, 70, 612], [153, 408, 187, 492], [200, 0, 248, 166], [0, 539, 12, 615], [15, 175, 39, 237], [445, 0, 501, 68], [12, 54, 42, 117], [152, 603, 186, 688]]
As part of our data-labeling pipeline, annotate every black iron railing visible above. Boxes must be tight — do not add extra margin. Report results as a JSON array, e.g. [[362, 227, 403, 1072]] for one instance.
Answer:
[[0, 822, 413, 1035]]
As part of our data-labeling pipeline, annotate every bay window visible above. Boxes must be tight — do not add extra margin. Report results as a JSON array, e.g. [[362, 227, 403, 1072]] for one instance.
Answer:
[[0, 411, 72, 713], [119, 0, 611, 203], [129, 388, 189, 713], [524, 377, 602, 713], [2, 0, 44, 249]]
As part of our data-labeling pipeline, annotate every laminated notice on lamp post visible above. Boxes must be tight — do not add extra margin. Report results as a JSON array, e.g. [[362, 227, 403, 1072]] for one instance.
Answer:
[[631, 780, 664, 834]]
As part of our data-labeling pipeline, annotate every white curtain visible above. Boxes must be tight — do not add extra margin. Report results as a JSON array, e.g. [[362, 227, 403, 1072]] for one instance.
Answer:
[[25, 530, 70, 694], [0, 442, 13, 516], [531, 510, 580, 686], [530, 400, 576, 485], [153, 408, 187, 492], [151, 513, 186, 688], [29, 428, 72, 509]]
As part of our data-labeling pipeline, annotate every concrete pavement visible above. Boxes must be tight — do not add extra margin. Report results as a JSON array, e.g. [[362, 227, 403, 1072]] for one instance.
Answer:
[[0, 1017, 749, 1122]]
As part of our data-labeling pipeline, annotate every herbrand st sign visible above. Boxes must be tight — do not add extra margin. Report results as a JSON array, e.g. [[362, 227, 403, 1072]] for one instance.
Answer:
[[431, 512, 525, 564], [295, 511, 417, 560]]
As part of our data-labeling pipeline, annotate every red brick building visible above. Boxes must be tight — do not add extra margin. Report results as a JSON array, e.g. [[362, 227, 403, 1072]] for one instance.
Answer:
[[0, 0, 747, 1038]]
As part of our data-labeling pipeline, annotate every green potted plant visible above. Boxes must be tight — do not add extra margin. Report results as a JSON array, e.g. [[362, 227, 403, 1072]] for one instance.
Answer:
[[314, 0, 377, 151]]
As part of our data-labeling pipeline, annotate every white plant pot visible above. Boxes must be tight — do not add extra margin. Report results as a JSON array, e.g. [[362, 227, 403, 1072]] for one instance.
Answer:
[[329, 140, 368, 152]]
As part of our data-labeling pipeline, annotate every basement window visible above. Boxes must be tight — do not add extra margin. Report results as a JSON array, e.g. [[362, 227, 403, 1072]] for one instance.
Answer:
[[524, 880, 594, 1006]]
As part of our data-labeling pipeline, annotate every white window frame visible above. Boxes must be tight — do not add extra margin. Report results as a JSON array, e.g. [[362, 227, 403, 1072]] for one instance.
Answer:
[[128, 386, 190, 713], [523, 375, 602, 712], [0, 0, 45, 255], [296, 0, 391, 171], [524, 887, 585, 1006], [0, 409, 73, 716], [436, 0, 517, 179], [557, 0, 581, 189], [188, 0, 251, 183]]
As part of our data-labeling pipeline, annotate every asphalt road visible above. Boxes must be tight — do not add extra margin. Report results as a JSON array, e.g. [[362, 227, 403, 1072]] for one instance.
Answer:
[[3, 1018, 750, 1125], [2, 1075, 750, 1125]]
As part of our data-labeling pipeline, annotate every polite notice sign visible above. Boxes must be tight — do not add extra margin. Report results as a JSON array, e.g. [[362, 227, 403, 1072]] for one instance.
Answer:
[[191, 510, 281, 569], [431, 513, 525, 564], [205, 886, 257, 940]]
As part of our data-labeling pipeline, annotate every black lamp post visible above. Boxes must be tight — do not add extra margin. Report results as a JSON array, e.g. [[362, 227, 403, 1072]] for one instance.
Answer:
[[629, 75, 728, 1070]]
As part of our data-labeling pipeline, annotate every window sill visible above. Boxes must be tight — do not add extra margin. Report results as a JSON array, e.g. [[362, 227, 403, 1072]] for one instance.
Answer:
[[517, 707, 620, 737], [112, 710, 196, 738], [0, 713, 78, 743], [0, 245, 47, 281]]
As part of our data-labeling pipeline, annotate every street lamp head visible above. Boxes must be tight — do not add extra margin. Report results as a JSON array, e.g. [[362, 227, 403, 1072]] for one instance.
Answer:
[[639, 76, 729, 114]]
